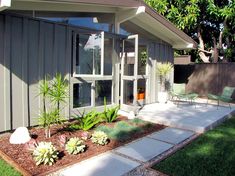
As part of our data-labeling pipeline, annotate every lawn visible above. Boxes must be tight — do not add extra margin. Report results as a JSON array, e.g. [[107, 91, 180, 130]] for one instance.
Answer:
[[152, 117, 235, 176], [0, 158, 21, 176]]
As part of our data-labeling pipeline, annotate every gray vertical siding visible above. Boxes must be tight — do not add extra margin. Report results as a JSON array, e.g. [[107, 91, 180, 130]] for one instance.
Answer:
[[154, 42, 174, 62], [0, 13, 71, 131]]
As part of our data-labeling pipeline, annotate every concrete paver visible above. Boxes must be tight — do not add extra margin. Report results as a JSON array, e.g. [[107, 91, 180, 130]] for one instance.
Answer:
[[60, 152, 140, 176], [115, 137, 173, 162], [147, 127, 194, 144]]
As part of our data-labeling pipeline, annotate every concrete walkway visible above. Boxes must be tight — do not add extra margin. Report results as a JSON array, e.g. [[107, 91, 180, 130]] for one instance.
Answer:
[[137, 101, 235, 133], [59, 101, 235, 176], [60, 127, 194, 176]]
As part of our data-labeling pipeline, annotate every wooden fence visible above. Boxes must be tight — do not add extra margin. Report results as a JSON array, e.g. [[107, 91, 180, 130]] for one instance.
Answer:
[[174, 63, 235, 100]]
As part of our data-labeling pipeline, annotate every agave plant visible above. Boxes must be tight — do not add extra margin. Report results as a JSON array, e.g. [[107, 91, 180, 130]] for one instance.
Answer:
[[100, 97, 119, 123], [33, 142, 58, 166], [71, 110, 101, 131], [65, 137, 86, 155], [91, 131, 108, 145]]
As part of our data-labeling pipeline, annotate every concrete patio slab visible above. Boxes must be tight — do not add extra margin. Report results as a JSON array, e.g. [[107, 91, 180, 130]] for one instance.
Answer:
[[60, 152, 140, 176], [147, 127, 194, 144], [137, 102, 235, 133], [115, 137, 173, 162]]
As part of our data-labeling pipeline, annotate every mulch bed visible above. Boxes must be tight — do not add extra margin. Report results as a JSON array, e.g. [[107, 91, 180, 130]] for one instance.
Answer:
[[0, 116, 165, 176]]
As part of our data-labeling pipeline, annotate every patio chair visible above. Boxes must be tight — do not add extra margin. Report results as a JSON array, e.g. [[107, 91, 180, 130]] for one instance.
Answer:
[[170, 83, 198, 107], [207, 86, 235, 109]]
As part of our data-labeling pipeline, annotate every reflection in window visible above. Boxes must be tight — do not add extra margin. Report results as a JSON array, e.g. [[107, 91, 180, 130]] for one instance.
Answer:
[[95, 80, 112, 106], [104, 37, 113, 75], [76, 33, 101, 75], [73, 83, 91, 108], [38, 17, 114, 33], [124, 39, 135, 76], [123, 80, 134, 105], [138, 47, 147, 75]]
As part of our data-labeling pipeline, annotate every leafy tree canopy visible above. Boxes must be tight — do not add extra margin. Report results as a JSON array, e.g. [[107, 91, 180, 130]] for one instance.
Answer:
[[145, 0, 235, 62]]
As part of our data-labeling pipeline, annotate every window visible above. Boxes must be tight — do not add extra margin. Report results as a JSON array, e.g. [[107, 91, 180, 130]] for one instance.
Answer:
[[74, 33, 103, 76], [72, 32, 116, 109], [73, 83, 92, 108], [104, 37, 113, 75], [95, 80, 112, 106]]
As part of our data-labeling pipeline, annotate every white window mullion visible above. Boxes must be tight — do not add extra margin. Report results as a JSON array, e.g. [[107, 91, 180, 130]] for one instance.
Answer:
[[91, 81, 95, 107], [72, 32, 77, 77], [101, 31, 104, 76]]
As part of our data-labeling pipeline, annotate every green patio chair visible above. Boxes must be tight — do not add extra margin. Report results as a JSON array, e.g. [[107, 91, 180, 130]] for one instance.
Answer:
[[207, 86, 235, 109], [170, 83, 198, 107]]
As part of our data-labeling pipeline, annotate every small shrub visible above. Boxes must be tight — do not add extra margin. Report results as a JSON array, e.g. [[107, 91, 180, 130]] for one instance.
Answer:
[[95, 126, 112, 134], [65, 137, 86, 155], [91, 131, 108, 145], [81, 132, 91, 140], [130, 118, 146, 125], [115, 121, 132, 130], [33, 142, 58, 166], [71, 110, 101, 131], [58, 134, 67, 147], [100, 97, 120, 123], [24, 139, 38, 151]]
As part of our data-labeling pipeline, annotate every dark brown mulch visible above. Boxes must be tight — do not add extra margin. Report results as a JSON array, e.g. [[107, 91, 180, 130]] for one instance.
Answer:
[[0, 116, 165, 176]]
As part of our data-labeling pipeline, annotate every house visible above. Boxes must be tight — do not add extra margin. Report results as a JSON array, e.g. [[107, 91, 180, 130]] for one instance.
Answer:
[[0, 0, 196, 132]]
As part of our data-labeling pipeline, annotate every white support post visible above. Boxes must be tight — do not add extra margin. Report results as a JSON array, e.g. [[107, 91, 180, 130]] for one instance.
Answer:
[[101, 31, 104, 76]]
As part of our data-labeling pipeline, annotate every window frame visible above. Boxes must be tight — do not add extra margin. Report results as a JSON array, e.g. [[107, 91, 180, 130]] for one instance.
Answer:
[[71, 30, 117, 110], [72, 31, 105, 77]]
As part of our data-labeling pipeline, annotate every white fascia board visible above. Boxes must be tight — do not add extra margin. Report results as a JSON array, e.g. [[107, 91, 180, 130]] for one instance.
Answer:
[[116, 6, 145, 24], [0, 0, 11, 11], [173, 43, 195, 49]]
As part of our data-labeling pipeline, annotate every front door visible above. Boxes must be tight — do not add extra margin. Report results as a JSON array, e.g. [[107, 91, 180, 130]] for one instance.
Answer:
[[120, 35, 148, 112]]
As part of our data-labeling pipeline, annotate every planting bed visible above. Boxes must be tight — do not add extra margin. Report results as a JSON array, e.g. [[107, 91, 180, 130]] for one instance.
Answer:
[[0, 116, 164, 176]]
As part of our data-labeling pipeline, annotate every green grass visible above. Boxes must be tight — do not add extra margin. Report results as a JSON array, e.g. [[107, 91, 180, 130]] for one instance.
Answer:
[[0, 158, 21, 176], [152, 117, 235, 176], [95, 121, 142, 141]]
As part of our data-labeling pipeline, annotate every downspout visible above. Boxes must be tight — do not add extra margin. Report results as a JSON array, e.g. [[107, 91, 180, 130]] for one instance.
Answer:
[[0, 0, 11, 11]]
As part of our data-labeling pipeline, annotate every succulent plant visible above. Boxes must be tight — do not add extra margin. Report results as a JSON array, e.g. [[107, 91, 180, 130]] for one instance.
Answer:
[[58, 134, 67, 147], [81, 131, 91, 141], [33, 142, 59, 166], [24, 139, 38, 151], [91, 131, 108, 145], [65, 137, 86, 155]]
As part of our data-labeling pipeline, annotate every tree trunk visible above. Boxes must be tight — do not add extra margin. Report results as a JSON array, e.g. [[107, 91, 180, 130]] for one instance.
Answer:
[[213, 36, 218, 63], [198, 30, 210, 63]]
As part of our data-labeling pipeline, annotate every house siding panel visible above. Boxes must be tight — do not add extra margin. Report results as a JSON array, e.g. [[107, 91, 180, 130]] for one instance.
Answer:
[[0, 14, 6, 131], [0, 13, 71, 131]]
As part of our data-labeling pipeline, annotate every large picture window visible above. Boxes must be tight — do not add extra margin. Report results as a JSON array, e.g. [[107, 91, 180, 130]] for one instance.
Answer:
[[72, 31, 115, 109], [75, 33, 102, 75]]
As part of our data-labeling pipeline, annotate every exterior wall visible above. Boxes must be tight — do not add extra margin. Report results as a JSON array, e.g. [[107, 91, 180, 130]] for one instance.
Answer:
[[148, 42, 174, 103], [0, 13, 71, 132], [0, 12, 174, 132]]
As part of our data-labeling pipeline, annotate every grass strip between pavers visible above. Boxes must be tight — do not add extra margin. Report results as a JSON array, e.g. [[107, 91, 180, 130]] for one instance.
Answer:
[[152, 116, 235, 176]]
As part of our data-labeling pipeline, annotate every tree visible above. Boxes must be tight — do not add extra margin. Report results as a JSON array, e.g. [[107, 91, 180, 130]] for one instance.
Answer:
[[145, 0, 235, 62]]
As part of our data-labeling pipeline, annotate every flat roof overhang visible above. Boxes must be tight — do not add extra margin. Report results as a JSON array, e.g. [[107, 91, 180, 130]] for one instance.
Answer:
[[3, 0, 197, 49]]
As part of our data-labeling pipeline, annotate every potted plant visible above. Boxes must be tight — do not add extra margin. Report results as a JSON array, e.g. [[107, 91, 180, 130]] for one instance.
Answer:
[[156, 62, 173, 103], [137, 88, 145, 100]]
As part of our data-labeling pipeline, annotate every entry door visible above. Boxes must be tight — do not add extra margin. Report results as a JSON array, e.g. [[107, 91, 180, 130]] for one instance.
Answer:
[[120, 35, 148, 112]]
